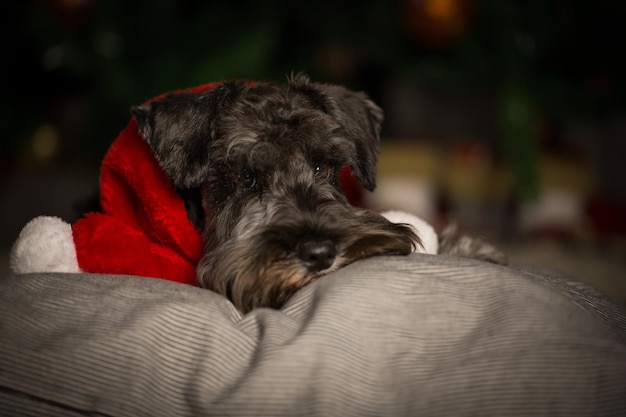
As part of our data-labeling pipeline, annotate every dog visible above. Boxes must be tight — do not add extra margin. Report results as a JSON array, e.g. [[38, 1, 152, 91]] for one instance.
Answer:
[[130, 73, 504, 313]]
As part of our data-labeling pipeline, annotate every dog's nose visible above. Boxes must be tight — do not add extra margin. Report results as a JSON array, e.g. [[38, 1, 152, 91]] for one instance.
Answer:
[[299, 239, 337, 272]]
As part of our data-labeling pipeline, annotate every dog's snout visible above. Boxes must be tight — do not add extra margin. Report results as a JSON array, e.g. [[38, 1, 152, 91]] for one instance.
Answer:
[[299, 239, 337, 272]]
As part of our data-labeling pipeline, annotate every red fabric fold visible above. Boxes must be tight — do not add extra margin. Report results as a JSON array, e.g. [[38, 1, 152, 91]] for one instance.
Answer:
[[71, 84, 223, 283]]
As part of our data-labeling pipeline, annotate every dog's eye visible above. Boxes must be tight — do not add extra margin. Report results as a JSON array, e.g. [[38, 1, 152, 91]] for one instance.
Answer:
[[313, 163, 331, 178], [242, 172, 257, 189], [313, 163, 326, 174]]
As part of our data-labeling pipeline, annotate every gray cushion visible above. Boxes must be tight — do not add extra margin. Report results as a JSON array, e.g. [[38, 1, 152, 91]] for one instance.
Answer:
[[1, 254, 625, 416]]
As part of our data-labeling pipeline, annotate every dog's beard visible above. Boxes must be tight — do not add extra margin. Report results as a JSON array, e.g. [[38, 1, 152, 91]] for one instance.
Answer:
[[196, 205, 419, 313]]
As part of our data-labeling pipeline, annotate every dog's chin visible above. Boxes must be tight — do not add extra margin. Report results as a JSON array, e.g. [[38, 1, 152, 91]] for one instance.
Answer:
[[197, 251, 318, 313]]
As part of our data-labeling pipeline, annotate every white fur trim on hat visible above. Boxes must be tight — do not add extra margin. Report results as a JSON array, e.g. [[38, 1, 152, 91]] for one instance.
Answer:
[[380, 210, 438, 255], [10, 216, 81, 274]]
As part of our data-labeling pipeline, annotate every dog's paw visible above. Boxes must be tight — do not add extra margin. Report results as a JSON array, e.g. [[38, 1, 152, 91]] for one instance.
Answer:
[[380, 210, 438, 255], [10, 216, 81, 274]]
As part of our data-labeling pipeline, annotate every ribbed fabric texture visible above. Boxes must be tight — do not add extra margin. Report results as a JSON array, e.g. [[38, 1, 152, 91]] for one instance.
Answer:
[[1, 254, 625, 416]]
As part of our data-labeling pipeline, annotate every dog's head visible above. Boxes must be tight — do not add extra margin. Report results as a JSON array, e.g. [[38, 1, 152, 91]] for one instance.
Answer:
[[131, 74, 382, 192], [131, 74, 418, 312]]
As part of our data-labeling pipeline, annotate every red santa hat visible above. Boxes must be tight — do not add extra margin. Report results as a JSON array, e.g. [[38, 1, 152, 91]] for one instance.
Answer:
[[10, 81, 371, 284]]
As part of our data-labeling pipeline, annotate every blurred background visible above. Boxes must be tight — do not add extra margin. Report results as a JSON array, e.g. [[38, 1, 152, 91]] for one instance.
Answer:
[[1, 0, 625, 299]]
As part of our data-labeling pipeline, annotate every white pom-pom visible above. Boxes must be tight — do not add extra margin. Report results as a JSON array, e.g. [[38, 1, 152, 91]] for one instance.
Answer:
[[10, 216, 81, 274], [380, 210, 438, 255]]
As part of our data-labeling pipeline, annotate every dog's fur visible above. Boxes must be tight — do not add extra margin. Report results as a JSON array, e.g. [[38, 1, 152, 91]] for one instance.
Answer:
[[131, 74, 503, 313]]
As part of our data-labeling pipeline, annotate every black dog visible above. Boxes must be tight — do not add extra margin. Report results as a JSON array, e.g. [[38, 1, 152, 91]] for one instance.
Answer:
[[131, 74, 502, 313]]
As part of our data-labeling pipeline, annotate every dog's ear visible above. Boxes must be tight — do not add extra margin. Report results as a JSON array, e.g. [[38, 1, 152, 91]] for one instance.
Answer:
[[290, 74, 384, 191], [131, 82, 247, 188]]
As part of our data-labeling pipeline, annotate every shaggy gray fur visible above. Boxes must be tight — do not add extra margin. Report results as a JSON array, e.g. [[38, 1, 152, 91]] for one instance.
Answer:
[[132, 74, 503, 312]]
